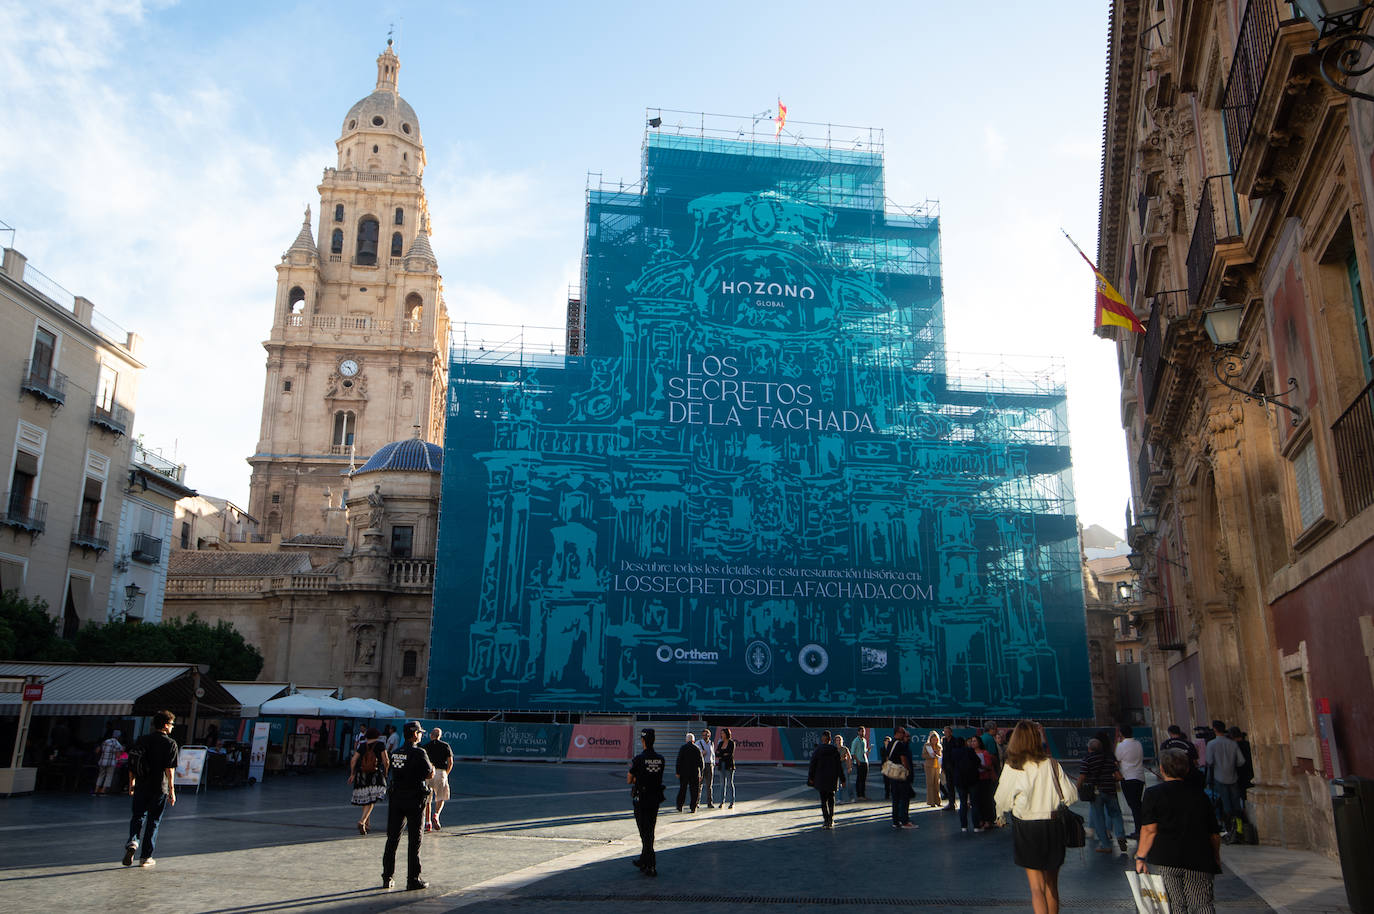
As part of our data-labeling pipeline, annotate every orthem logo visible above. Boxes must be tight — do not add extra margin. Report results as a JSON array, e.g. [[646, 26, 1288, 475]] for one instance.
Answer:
[[860, 646, 888, 672], [798, 643, 829, 676], [746, 640, 772, 675], [655, 645, 720, 664], [573, 734, 623, 749]]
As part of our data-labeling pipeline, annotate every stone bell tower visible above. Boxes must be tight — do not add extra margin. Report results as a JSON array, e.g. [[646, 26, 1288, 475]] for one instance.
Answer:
[[247, 41, 450, 538]]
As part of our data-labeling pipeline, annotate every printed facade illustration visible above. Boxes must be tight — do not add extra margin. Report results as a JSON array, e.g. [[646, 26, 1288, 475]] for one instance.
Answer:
[[430, 115, 1092, 715]]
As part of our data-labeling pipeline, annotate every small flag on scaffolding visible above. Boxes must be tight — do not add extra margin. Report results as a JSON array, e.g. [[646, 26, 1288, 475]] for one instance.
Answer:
[[775, 99, 787, 137], [1062, 230, 1145, 334]]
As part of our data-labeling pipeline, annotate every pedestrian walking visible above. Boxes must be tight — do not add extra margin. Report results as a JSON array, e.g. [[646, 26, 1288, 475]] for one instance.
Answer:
[[349, 727, 389, 835], [95, 728, 123, 796], [881, 735, 894, 800], [422, 727, 453, 831], [675, 732, 703, 812], [923, 731, 943, 807], [972, 734, 998, 831], [1205, 721, 1244, 839], [628, 727, 666, 876], [834, 733, 853, 803], [1135, 748, 1223, 914], [1115, 723, 1146, 838], [887, 726, 915, 828], [715, 727, 736, 808], [122, 710, 178, 868], [941, 726, 956, 808], [807, 729, 844, 828], [1078, 737, 1127, 855], [944, 735, 979, 832], [1161, 724, 1203, 789], [380, 721, 434, 891], [697, 728, 716, 808], [850, 726, 871, 800], [384, 724, 401, 755], [993, 720, 1080, 914]]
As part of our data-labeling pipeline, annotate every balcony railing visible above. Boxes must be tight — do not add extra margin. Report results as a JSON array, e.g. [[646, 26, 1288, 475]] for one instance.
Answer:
[[1332, 377, 1374, 518], [1186, 174, 1243, 306], [389, 559, 434, 588], [20, 359, 67, 406], [1155, 602, 1186, 651], [1, 492, 47, 534], [71, 515, 111, 552], [1222, 0, 1286, 175], [90, 398, 131, 436], [131, 531, 162, 564]]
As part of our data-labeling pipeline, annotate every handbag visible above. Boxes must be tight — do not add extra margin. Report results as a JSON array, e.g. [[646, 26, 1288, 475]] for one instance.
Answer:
[[1126, 870, 1171, 914], [1049, 759, 1086, 848], [1079, 781, 1097, 802], [880, 743, 909, 781]]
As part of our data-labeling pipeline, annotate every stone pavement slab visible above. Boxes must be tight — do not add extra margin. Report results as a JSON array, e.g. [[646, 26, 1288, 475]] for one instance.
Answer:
[[0, 761, 1318, 913], [1220, 845, 1353, 914]]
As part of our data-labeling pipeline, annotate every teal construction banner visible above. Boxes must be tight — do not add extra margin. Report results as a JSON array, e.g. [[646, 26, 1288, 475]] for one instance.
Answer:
[[429, 133, 1090, 718], [484, 722, 568, 759]]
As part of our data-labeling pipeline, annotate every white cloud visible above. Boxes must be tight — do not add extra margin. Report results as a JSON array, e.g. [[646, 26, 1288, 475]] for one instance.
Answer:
[[984, 124, 1007, 165]]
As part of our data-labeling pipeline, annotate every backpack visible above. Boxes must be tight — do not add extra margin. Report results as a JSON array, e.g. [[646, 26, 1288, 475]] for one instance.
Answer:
[[360, 741, 381, 774], [126, 739, 151, 780]]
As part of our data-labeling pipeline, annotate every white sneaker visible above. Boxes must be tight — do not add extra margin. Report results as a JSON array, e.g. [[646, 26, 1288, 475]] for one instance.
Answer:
[[140, 858, 156, 867], [961, 827, 968, 832]]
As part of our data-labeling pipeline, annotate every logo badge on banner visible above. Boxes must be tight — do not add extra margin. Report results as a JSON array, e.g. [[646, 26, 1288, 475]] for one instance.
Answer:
[[567, 724, 633, 760]]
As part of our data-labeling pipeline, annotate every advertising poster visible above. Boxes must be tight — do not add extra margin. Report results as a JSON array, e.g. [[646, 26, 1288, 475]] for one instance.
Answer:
[[566, 724, 634, 761], [402, 719, 485, 756], [484, 722, 566, 759], [430, 136, 1091, 717], [174, 746, 208, 787], [725, 727, 781, 763], [248, 722, 270, 782]]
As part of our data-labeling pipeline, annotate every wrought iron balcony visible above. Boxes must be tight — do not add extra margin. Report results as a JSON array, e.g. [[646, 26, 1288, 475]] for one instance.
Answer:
[[1, 492, 47, 534], [1155, 601, 1186, 651], [131, 531, 162, 564], [71, 515, 111, 552], [1222, 0, 1287, 175], [1332, 377, 1374, 518], [20, 359, 67, 406], [1186, 174, 1244, 307], [90, 397, 131, 436]]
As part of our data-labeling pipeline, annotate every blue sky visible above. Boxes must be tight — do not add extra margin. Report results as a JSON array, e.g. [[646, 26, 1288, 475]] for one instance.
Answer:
[[0, 0, 1128, 536]]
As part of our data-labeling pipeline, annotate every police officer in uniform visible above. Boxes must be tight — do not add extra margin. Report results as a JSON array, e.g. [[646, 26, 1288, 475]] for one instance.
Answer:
[[382, 720, 435, 891], [627, 727, 665, 877]]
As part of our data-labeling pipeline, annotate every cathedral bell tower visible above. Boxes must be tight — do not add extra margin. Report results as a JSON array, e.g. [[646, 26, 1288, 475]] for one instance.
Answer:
[[247, 41, 450, 538]]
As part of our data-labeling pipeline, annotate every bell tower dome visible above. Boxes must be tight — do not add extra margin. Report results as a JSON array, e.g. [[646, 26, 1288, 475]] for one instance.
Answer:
[[246, 41, 450, 540]]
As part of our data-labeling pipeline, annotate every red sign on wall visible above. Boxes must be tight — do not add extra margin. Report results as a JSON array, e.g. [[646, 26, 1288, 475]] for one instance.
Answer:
[[723, 727, 780, 763], [22, 683, 43, 702], [566, 724, 633, 761]]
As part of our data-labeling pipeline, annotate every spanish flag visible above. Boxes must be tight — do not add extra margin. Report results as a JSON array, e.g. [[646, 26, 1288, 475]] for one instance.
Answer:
[[1063, 230, 1145, 334], [775, 99, 787, 137]]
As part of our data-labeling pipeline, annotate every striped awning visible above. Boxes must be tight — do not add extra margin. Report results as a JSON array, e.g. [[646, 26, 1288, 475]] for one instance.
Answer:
[[0, 662, 240, 717]]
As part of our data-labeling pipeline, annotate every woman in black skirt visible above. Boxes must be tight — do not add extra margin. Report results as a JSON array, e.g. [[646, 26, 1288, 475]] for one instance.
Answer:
[[994, 721, 1080, 914]]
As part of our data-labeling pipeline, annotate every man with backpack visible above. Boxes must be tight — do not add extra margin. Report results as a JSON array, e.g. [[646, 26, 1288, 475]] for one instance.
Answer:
[[123, 710, 179, 868]]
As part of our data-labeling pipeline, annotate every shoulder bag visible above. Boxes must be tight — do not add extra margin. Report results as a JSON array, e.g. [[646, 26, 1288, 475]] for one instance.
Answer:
[[1050, 759, 1086, 848], [880, 744, 909, 781]]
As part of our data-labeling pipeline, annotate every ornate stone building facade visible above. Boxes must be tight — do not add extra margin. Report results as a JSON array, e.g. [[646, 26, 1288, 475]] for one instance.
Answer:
[[163, 44, 447, 715], [247, 40, 449, 539], [1099, 1, 1374, 855]]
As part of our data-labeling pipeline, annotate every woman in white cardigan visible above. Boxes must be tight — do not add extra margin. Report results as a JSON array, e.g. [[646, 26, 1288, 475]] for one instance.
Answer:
[[994, 721, 1080, 914]]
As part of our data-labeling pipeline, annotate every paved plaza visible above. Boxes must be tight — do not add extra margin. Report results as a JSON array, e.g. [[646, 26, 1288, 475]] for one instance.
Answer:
[[0, 762, 1351, 913]]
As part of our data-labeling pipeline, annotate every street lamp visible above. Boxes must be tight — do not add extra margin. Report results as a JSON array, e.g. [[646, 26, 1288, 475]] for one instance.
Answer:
[[1201, 301, 1302, 425], [1136, 511, 1159, 535], [123, 583, 142, 618], [1295, 1, 1374, 103]]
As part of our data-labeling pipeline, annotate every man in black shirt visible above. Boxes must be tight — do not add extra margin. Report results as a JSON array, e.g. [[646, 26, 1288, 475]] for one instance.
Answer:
[[422, 728, 454, 831], [628, 728, 665, 876], [1160, 724, 1204, 790], [674, 732, 703, 813], [123, 709, 179, 867], [382, 720, 435, 891]]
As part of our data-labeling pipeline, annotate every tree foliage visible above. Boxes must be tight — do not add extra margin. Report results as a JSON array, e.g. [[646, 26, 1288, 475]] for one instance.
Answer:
[[0, 593, 263, 681]]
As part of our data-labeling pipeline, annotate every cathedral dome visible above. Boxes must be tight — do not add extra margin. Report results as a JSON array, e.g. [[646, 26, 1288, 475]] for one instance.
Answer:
[[353, 438, 443, 475], [340, 41, 422, 146]]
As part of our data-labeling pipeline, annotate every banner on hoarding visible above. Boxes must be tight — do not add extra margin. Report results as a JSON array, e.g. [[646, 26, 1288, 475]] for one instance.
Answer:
[[567, 724, 634, 761], [723, 727, 780, 763], [485, 722, 567, 759]]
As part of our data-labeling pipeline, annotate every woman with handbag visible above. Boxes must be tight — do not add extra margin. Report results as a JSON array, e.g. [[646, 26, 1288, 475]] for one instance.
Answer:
[[1134, 748, 1223, 913], [883, 727, 915, 828], [994, 720, 1081, 914]]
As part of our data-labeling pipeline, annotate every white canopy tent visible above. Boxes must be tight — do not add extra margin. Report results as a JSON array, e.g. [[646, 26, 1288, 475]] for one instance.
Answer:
[[259, 694, 352, 717]]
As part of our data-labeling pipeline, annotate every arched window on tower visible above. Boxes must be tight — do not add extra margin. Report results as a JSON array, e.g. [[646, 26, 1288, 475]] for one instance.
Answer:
[[355, 217, 379, 265], [394, 207, 404, 225], [332, 410, 356, 451], [405, 292, 423, 326], [334, 204, 344, 222], [391, 232, 403, 257], [288, 286, 306, 324], [330, 229, 343, 254]]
